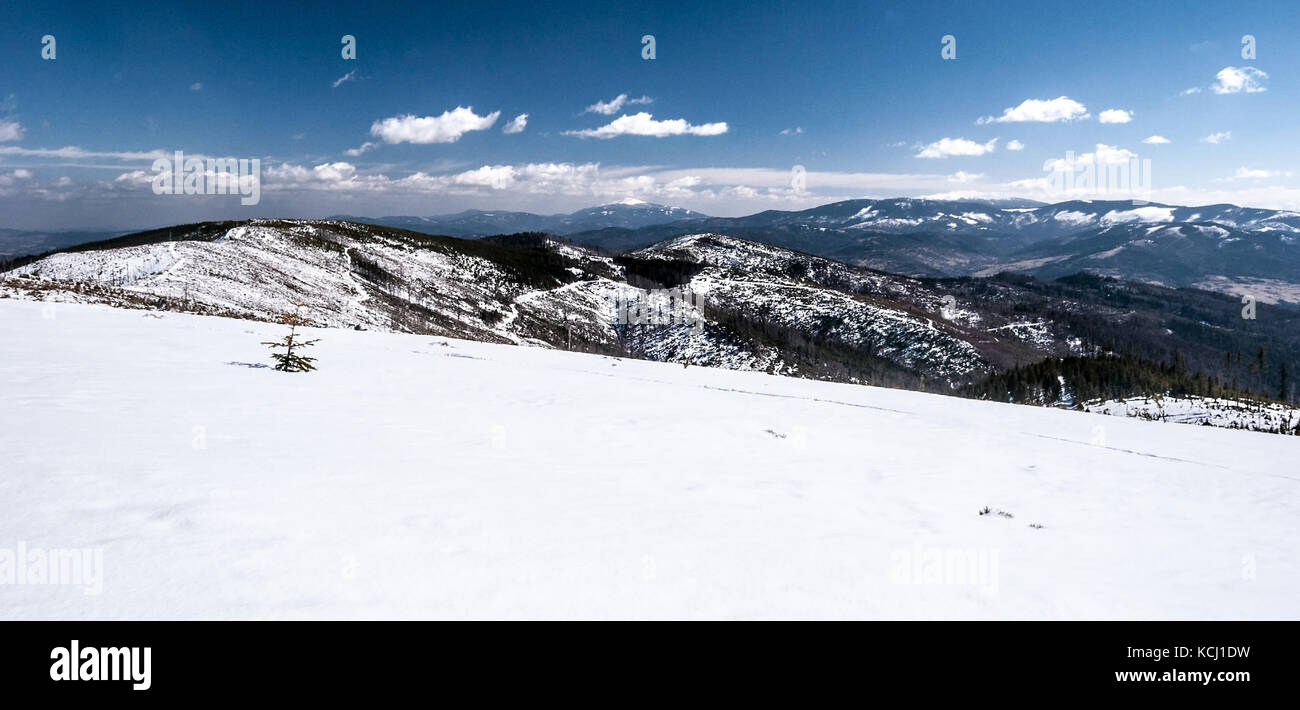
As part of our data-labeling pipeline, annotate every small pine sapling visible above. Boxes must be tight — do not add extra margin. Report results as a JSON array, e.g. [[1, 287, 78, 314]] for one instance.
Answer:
[[262, 305, 320, 372]]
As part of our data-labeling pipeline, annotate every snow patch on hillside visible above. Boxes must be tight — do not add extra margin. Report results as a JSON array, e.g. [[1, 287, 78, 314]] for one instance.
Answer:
[[1087, 396, 1300, 434]]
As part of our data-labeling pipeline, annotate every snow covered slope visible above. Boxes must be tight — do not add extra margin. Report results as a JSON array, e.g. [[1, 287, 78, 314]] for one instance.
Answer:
[[0, 221, 1040, 384], [5, 220, 1297, 427], [1, 299, 1296, 619]]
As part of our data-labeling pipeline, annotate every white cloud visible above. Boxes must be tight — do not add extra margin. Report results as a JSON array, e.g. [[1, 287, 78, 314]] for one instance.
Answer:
[[263, 161, 358, 185], [1085, 143, 1138, 164], [779, 127, 803, 135], [1142, 135, 1171, 144], [915, 137, 997, 158], [0, 145, 195, 161], [582, 93, 653, 115], [99, 160, 973, 210], [1098, 109, 1132, 124], [1040, 144, 1137, 174], [1211, 66, 1268, 94], [344, 142, 378, 157], [332, 71, 356, 89], [12, 168, 33, 179], [502, 114, 528, 134], [565, 112, 727, 139], [1201, 131, 1232, 144], [189, 82, 203, 91], [977, 96, 1088, 124], [1006, 139, 1024, 151], [1180, 87, 1202, 96], [451, 165, 518, 189], [369, 107, 501, 144], [1224, 166, 1291, 181], [0, 120, 25, 142]]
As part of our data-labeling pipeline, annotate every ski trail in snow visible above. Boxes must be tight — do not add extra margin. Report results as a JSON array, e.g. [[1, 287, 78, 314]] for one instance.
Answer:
[[166, 241, 186, 274], [560, 364, 918, 416], [1025, 433, 1229, 469], [700, 384, 915, 415], [494, 301, 523, 344], [341, 247, 371, 306], [499, 279, 611, 346]]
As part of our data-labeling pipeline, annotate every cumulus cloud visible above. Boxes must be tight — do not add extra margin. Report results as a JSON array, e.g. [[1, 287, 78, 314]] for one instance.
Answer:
[[450, 165, 518, 189], [1223, 167, 1290, 181], [1098, 109, 1132, 124], [502, 114, 528, 134], [915, 137, 998, 158], [565, 112, 728, 139], [582, 93, 653, 115], [263, 161, 358, 185], [0, 120, 24, 142], [369, 107, 501, 144], [1201, 131, 1231, 144], [1211, 66, 1268, 94], [1039, 144, 1138, 173], [1006, 139, 1024, 151], [1142, 135, 1170, 144], [977, 96, 1088, 124], [332, 71, 356, 89], [0, 169, 33, 187]]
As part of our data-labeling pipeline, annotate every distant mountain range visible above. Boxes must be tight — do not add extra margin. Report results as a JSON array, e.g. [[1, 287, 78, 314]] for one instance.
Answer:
[[332, 199, 707, 238], [0, 228, 126, 261], [327, 198, 1300, 304], [7, 197, 1300, 306]]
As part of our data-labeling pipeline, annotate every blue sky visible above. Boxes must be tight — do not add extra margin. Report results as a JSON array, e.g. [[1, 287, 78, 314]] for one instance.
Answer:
[[1, 0, 1298, 229]]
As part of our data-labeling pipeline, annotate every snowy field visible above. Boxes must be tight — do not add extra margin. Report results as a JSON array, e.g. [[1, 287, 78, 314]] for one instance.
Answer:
[[1, 298, 1296, 619]]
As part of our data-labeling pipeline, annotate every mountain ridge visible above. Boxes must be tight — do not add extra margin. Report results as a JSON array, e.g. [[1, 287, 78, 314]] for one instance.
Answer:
[[7, 197, 1300, 306], [4, 218, 1297, 426]]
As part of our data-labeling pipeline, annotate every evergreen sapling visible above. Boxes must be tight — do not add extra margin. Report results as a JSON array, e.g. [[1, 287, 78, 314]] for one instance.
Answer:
[[262, 306, 320, 372]]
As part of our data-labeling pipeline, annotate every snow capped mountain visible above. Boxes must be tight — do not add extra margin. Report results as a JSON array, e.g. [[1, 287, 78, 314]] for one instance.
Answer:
[[557, 198, 1300, 297], [560, 202, 706, 231], [988, 220, 1300, 289]]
